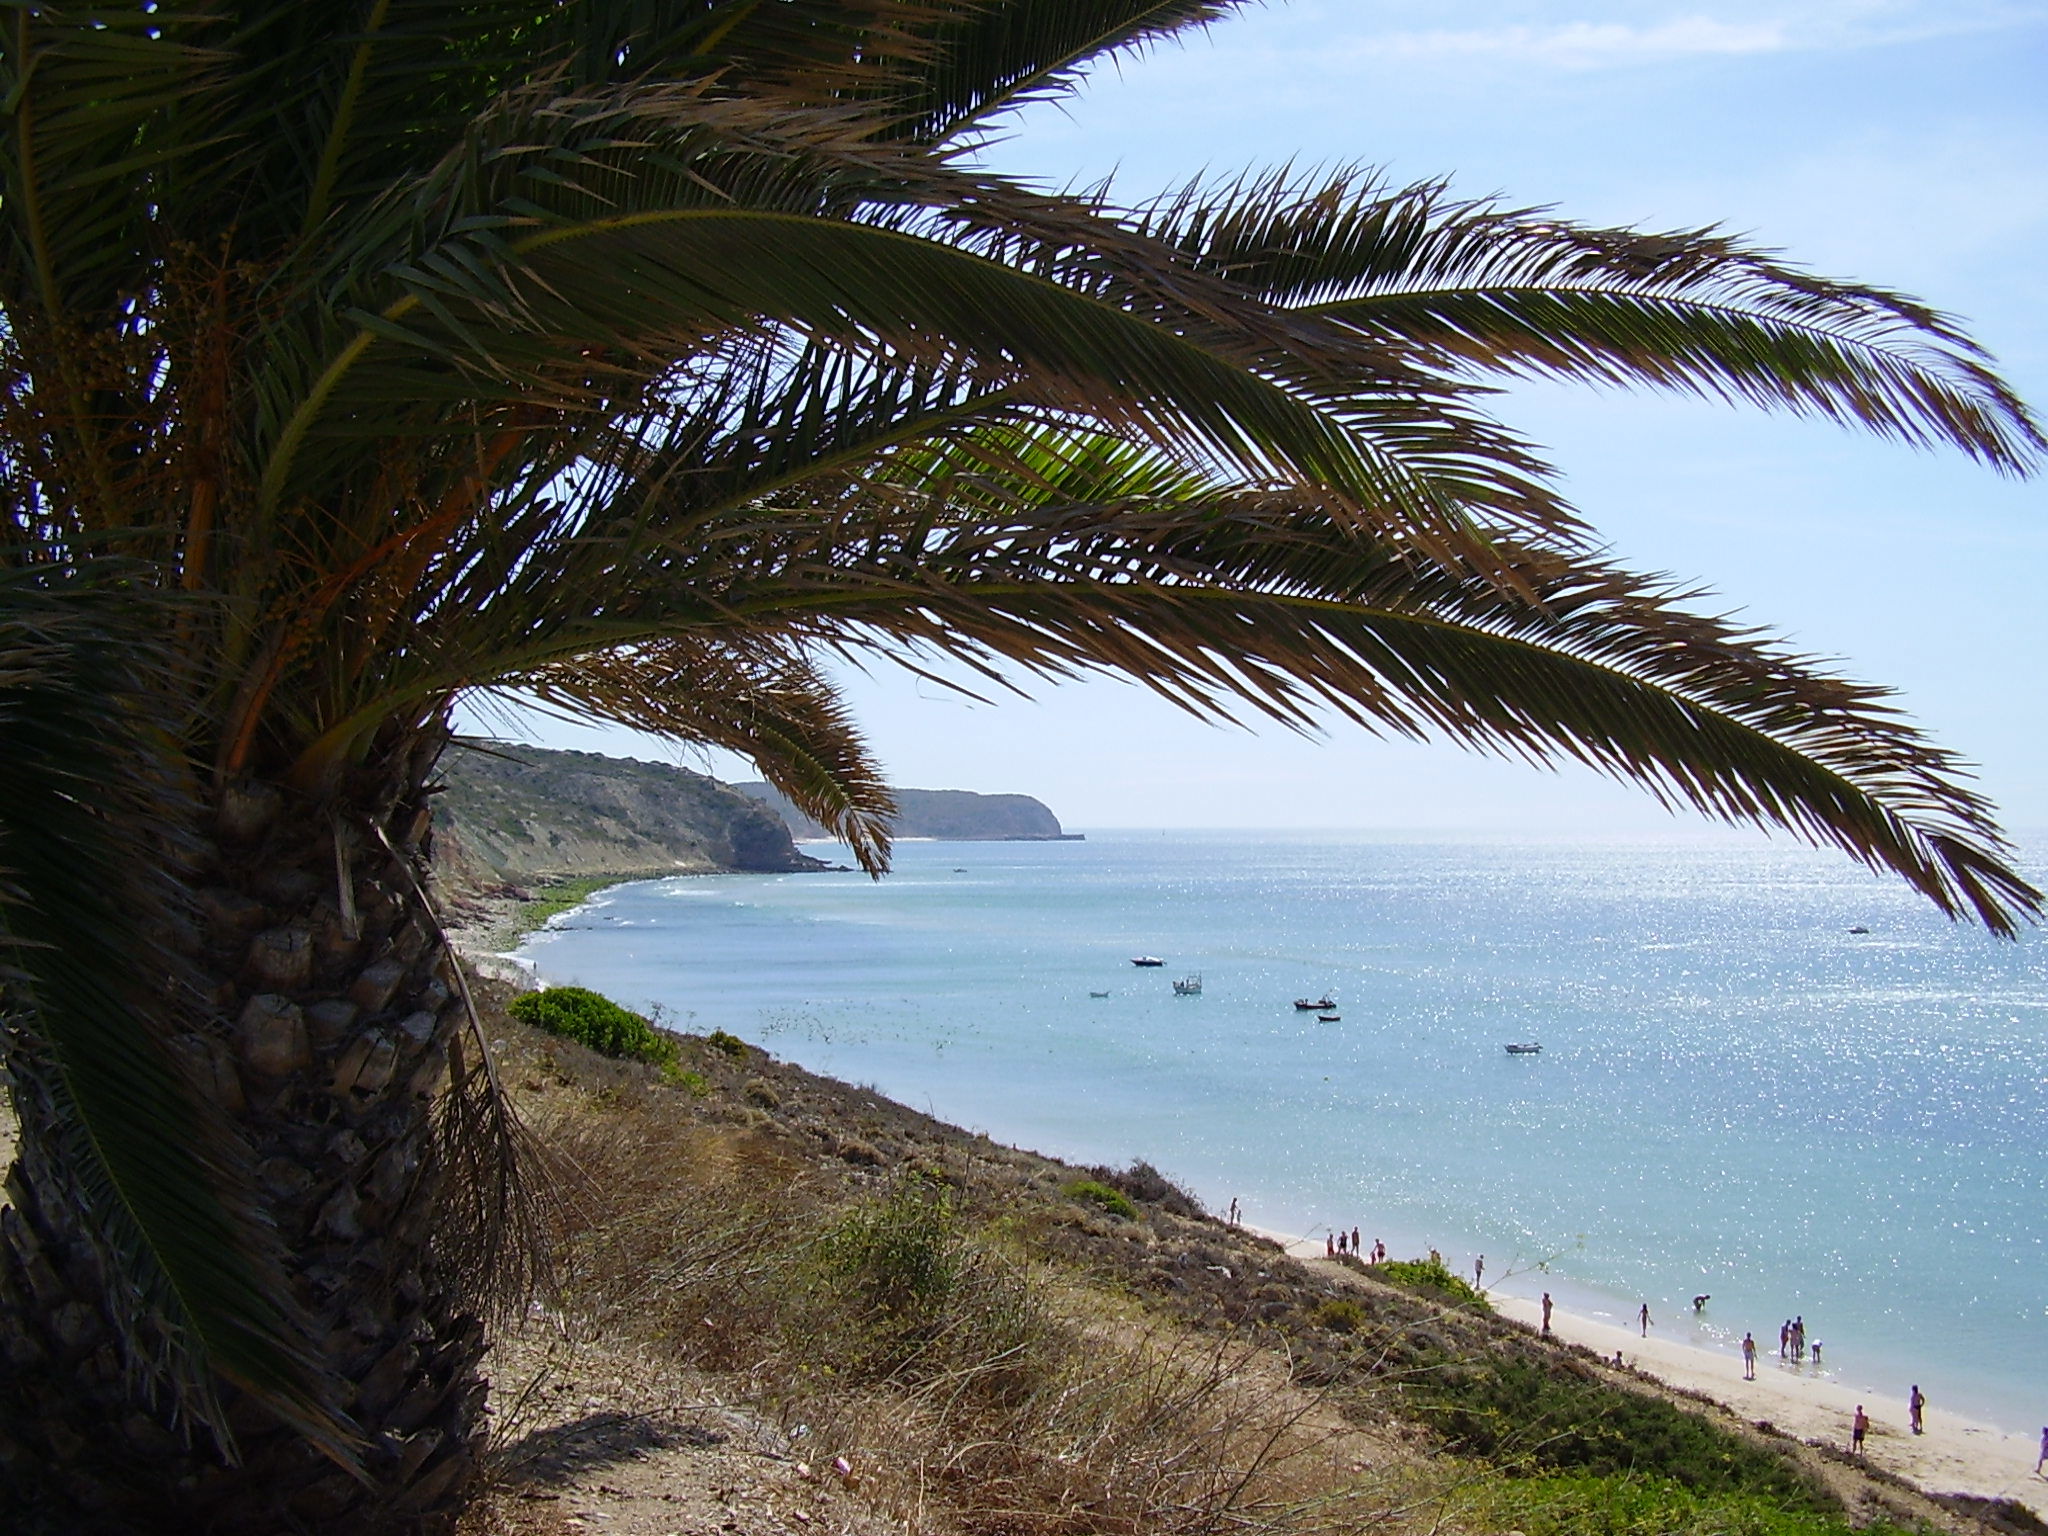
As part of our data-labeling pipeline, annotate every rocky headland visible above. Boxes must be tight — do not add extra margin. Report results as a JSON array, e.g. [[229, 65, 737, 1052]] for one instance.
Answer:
[[736, 781, 1081, 841], [430, 741, 825, 947]]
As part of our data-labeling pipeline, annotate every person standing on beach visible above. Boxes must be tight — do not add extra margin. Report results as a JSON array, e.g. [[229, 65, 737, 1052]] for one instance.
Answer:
[[1638, 1303, 1652, 1337], [1812, 1340, 1822, 1367], [2035, 1426, 2045, 1473], [1909, 1385, 1926, 1435], [1853, 1405, 1869, 1453], [1541, 1292, 1554, 1336], [1474, 1255, 1485, 1288], [1351, 1227, 1360, 1256], [1793, 1316, 1806, 1362], [1337, 1230, 1348, 1256], [1325, 1233, 1335, 1258], [1742, 1332, 1757, 1379], [1780, 1320, 1792, 1360]]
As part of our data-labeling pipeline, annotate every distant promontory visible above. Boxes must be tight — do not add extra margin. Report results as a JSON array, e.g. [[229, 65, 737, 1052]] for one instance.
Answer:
[[433, 740, 825, 897], [735, 782, 1082, 842], [429, 742, 1079, 933]]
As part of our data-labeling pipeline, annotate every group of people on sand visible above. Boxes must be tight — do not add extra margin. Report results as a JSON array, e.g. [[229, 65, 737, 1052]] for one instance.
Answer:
[[1734, 1315, 1823, 1380], [1324, 1227, 1386, 1264], [1844, 1386, 1929, 1455]]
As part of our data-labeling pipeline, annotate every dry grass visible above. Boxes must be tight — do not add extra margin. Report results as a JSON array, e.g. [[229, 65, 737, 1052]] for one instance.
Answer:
[[509, 1049, 1459, 1536]]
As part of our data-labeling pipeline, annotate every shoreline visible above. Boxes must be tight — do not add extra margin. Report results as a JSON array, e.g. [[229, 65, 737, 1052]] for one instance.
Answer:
[[1248, 1223, 2047, 1518], [459, 847, 2047, 1518]]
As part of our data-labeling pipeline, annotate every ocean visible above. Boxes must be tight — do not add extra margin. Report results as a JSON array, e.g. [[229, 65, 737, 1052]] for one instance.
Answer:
[[512, 830, 2048, 1433]]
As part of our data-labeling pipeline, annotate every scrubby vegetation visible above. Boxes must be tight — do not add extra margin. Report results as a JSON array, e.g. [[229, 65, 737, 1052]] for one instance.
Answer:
[[506, 984, 678, 1069], [1089, 1158, 1207, 1218], [1412, 1356, 1829, 1506], [1062, 1177, 1139, 1219], [1466, 1472, 1925, 1536], [507, 875, 624, 936], [1375, 1254, 1493, 1312], [460, 973, 1996, 1536]]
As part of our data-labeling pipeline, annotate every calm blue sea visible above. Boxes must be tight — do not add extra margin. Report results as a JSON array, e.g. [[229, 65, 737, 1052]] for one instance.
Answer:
[[514, 831, 2048, 1431]]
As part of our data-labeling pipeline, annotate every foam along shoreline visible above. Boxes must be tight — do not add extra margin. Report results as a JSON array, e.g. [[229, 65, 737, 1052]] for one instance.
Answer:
[[1246, 1225, 2047, 1519]]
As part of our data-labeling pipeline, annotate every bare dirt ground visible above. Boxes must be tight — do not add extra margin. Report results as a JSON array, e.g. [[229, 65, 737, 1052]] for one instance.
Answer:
[[462, 1327, 909, 1536]]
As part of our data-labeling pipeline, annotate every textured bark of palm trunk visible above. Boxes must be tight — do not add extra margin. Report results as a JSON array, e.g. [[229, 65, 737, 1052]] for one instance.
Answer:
[[0, 736, 491, 1532]]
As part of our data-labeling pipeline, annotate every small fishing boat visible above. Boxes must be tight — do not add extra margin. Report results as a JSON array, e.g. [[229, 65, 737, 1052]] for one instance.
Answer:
[[1131, 956, 1165, 967], [1848, 925, 1869, 934], [1173, 974, 1203, 996], [1293, 996, 1335, 1011], [1317, 1012, 1341, 1023], [1503, 1042, 1542, 1055], [1089, 990, 1111, 999]]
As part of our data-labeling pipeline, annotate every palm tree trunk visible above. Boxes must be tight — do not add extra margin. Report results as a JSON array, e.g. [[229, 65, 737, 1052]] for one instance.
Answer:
[[0, 731, 493, 1533]]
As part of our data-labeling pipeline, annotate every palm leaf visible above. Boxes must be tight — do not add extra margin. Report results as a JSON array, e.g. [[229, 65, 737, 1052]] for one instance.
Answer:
[[450, 425, 2036, 932], [249, 87, 1526, 573], [507, 637, 897, 872], [1137, 169, 2045, 470], [886, 0, 1244, 140]]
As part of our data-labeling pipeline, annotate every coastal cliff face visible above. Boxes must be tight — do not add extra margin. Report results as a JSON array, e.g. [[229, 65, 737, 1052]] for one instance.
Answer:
[[432, 741, 825, 896], [736, 781, 1080, 841]]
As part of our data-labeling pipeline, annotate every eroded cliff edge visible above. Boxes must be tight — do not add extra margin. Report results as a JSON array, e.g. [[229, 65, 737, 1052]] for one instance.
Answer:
[[432, 740, 826, 901]]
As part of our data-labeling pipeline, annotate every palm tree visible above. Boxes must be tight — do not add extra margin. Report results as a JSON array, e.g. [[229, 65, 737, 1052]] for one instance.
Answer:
[[1, 2, 2038, 1529]]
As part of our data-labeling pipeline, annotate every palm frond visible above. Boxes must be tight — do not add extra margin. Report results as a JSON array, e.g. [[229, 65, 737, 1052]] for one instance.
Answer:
[[249, 87, 1527, 573], [888, 0, 1243, 140], [1138, 169, 2045, 471], [505, 637, 897, 873], [456, 426, 2036, 933], [0, 3, 232, 323]]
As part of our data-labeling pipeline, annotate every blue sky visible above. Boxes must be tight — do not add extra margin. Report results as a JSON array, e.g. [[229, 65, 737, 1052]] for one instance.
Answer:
[[480, 1, 2048, 836]]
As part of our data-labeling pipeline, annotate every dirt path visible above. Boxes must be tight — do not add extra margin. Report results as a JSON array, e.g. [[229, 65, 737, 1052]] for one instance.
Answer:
[[461, 1326, 912, 1536]]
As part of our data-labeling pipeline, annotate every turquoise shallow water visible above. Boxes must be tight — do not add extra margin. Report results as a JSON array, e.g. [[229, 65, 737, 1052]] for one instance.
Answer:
[[515, 831, 2048, 1432]]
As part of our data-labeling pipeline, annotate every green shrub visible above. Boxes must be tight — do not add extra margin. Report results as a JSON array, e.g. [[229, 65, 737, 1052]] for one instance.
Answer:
[[1376, 1255, 1492, 1312], [511, 877, 620, 938], [1313, 1297, 1366, 1334], [823, 1179, 963, 1327], [1465, 1471, 1904, 1536], [815, 1180, 1055, 1396], [1062, 1179, 1138, 1220], [508, 986, 677, 1069], [706, 1028, 747, 1058], [1411, 1359, 1830, 1510], [664, 1065, 711, 1096], [1087, 1160, 1205, 1218]]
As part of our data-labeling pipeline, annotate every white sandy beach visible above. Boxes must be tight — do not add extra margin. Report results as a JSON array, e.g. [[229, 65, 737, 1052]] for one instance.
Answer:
[[1251, 1226, 2048, 1518]]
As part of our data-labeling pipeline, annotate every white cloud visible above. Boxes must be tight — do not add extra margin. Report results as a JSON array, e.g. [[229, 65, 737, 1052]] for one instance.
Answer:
[[1373, 17, 1790, 67], [1351, 3, 2046, 70]]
